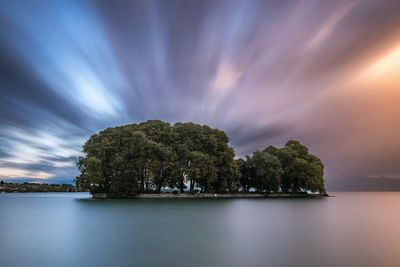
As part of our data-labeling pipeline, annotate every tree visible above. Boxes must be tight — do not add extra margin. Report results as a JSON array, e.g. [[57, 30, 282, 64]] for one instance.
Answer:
[[238, 140, 327, 195], [285, 140, 309, 159], [76, 128, 153, 196], [305, 154, 326, 194], [274, 141, 325, 194], [187, 151, 215, 192], [274, 146, 297, 193], [173, 122, 237, 193], [281, 141, 326, 194], [251, 151, 282, 193], [148, 142, 174, 193], [237, 157, 255, 192], [76, 156, 103, 193]]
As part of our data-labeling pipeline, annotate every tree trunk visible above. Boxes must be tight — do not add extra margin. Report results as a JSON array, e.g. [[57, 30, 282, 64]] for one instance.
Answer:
[[190, 179, 194, 191], [140, 177, 145, 193], [157, 175, 164, 193], [157, 165, 163, 193], [179, 176, 184, 193]]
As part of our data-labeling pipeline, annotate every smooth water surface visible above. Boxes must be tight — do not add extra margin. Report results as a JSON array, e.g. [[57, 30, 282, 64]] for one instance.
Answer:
[[1, 192, 400, 267]]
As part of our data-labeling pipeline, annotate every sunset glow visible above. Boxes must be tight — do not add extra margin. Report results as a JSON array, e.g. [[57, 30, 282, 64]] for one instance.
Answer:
[[362, 45, 400, 82]]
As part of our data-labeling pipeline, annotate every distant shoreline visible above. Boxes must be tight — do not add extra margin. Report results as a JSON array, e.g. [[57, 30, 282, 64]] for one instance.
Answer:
[[0, 182, 77, 193], [92, 192, 328, 199]]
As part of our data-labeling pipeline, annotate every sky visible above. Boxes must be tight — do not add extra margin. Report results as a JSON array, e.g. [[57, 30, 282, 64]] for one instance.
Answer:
[[0, 0, 399, 189]]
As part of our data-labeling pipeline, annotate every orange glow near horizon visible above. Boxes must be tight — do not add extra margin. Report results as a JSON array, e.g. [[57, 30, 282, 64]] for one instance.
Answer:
[[361, 44, 400, 84]]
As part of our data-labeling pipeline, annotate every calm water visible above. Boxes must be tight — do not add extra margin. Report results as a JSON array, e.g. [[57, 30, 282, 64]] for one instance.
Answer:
[[1, 192, 400, 267]]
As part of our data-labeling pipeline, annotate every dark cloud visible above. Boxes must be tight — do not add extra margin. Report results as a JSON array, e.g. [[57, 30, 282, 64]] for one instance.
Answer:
[[327, 176, 400, 192], [0, 54, 85, 129], [0, 149, 10, 158], [228, 123, 290, 157]]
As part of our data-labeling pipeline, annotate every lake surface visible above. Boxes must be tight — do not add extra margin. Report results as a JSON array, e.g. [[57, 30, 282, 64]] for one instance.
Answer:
[[1, 192, 400, 267]]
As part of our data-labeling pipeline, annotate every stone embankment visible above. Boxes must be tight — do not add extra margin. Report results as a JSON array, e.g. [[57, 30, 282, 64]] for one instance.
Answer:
[[92, 192, 326, 199]]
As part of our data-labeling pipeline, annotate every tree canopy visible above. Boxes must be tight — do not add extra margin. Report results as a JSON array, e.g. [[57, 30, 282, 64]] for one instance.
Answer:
[[76, 120, 326, 197], [76, 120, 237, 197]]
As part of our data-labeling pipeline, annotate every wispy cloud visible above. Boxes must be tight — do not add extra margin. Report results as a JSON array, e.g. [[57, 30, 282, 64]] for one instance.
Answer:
[[306, 0, 360, 51], [0, 167, 54, 179], [212, 61, 244, 93]]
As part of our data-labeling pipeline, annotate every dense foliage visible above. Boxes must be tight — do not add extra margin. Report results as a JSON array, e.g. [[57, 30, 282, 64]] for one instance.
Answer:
[[76, 120, 326, 196], [76, 120, 237, 197], [237, 140, 326, 194]]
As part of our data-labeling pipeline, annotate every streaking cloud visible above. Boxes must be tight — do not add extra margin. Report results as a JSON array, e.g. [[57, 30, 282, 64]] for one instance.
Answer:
[[0, 0, 399, 189], [0, 0, 125, 118]]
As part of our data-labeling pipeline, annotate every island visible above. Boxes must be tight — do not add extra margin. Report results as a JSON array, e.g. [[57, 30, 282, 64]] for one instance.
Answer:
[[75, 120, 327, 198]]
